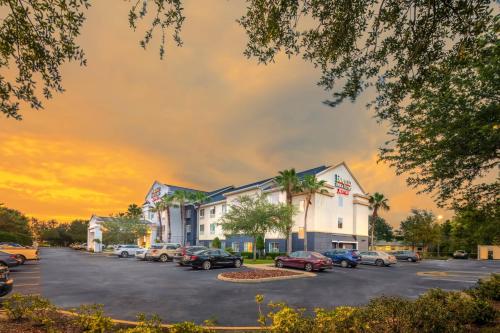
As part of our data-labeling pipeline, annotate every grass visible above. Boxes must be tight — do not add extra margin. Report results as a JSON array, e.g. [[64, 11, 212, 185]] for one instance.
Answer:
[[244, 259, 275, 265]]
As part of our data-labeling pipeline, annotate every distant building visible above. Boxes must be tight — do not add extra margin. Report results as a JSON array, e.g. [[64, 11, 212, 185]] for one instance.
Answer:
[[478, 245, 500, 260], [373, 240, 424, 252]]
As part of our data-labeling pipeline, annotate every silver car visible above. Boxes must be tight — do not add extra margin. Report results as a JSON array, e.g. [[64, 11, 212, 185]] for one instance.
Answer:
[[359, 251, 397, 266]]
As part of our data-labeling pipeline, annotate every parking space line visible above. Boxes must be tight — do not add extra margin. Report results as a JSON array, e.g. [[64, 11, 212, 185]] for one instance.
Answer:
[[421, 278, 477, 283], [12, 271, 40, 274], [14, 283, 40, 287]]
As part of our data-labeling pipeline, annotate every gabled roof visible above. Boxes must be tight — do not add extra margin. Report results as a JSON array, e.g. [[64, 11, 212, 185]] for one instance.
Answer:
[[316, 161, 366, 194], [204, 186, 235, 204], [163, 183, 207, 194]]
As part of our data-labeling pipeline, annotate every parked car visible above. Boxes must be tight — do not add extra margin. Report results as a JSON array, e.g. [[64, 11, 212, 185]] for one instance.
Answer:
[[113, 244, 143, 258], [186, 249, 243, 270], [0, 251, 21, 267], [146, 243, 181, 262], [391, 250, 421, 262], [0, 265, 13, 297], [453, 250, 469, 259], [135, 248, 148, 260], [0, 242, 25, 248], [173, 246, 208, 266], [275, 251, 333, 272], [0, 244, 39, 264], [359, 251, 397, 266], [322, 249, 361, 268]]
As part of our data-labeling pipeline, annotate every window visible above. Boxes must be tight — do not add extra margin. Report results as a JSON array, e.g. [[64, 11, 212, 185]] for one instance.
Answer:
[[298, 227, 305, 239], [338, 196, 343, 207], [269, 242, 280, 253], [210, 223, 216, 234], [199, 209, 205, 219], [232, 242, 240, 252], [199, 224, 205, 234], [186, 224, 191, 233], [338, 217, 343, 229], [221, 204, 227, 214], [210, 206, 216, 218], [149, 211, 154, 220], [244, 242, 253, 252]]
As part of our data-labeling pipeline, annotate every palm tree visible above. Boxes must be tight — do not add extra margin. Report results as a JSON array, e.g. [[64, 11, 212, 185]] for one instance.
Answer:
[[275, 169, 301, 254], [189, 191, 208, 243], [368, 192, 390, 250], [126, 203, 143, 218], [172, 190, 191, 245], [161, 194, 175, 243], [150, 201, 166, 242], [301, 175, 329, 251]]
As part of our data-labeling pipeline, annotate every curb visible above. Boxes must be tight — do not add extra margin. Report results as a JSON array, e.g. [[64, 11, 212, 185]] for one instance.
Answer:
[[218, 265, 316, 283]]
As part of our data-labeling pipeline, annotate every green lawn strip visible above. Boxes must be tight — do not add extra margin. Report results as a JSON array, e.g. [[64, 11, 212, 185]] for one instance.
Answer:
[[244, 259, 275, 265]]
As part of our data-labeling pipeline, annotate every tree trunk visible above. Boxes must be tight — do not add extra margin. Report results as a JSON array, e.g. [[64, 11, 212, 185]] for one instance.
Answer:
[[253, 236, 257, 260], [157, 212, 163, 242], [166, 207, 171, 243], [286, 191, 293, 254], [304, 195, 311, 251], [370, 208, 378, 250]]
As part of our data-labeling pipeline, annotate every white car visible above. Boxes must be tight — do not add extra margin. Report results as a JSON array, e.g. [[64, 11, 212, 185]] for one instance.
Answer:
[[135, 248, 148, 260], [113, 244, 143, 258]]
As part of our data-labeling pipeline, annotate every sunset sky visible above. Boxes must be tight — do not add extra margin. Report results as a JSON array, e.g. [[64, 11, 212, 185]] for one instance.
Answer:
[[0, 1, 450, 227]]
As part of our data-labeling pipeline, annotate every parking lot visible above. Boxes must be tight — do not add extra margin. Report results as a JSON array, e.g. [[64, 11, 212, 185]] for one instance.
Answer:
[[7, 248, 500, 326]]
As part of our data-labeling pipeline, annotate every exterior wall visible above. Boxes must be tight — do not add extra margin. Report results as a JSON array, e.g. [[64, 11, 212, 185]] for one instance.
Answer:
[[198, 201, 227, 242], [292, 232, 369, 252], [478, 245, 500, 260]]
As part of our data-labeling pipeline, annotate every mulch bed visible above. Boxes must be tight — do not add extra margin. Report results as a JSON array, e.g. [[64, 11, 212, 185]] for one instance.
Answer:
[[220, 269, 301, 280]]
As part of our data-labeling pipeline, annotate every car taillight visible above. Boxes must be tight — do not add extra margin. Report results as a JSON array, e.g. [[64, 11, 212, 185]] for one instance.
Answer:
[[190, 255, 198, 260]]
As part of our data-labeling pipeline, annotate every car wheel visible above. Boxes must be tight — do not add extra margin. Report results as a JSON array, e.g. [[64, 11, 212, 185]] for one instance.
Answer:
[[121, 251, 128, 258], [340, 260, 348, 268], [159, 254, 168, 262], [202, 261, 211, 270], [16, 255, 26, 265], [375, 259, 384, 267], [407, 257, 413, 262], [304, 263, 313, 272], [234, 259, 242, 268], [276, 260, 284, 268]]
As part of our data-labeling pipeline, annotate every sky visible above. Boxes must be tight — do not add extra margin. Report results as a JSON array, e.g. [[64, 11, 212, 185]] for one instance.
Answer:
[[0, 1, 450, 227]]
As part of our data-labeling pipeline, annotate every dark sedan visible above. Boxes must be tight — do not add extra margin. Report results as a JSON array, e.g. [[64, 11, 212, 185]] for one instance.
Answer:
[[0, 251, 20, 267], [173, 246, 208, 266], [391, 250, 421, 262], [275, 251, 333, 272], [0, 265, 13, 297], [186, 249, 243, 270]]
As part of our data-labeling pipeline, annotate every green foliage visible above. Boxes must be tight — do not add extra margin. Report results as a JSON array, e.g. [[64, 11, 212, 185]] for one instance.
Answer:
[[220, 194, 296, 259], [256, 235, 265, 251], [400, 209, 440, 250], [120, 313, 163, 333], [169, 321, 214, 333], [211, 237, 221, 249], [0, 204, 33, 245], [102, 215, 148, 246], [467, 274, 500, 301], [239, 1, 499, 210], [0, 0, 90, 119], [275, 168, 301, 254], [74, 304, 114, 333], [126, 204, 143, 219], [300, 175, 329, 251], [3, 293, 57, 331], [370, 216, 394, 242], [224, 247, 235, 254]]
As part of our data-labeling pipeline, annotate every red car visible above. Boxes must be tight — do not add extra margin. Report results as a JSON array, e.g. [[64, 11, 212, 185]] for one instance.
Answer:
[[275, 251, 333, 272]]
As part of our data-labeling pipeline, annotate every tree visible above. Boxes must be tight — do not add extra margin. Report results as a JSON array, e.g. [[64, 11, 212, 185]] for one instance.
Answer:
[[160, 194, 175, 243], [67, 219, 89, 243], [102, 215, 148, 245], [369, 216, 394, 242], [400, 209, 440, 252], [212, 236, 221, 249], [275, 168, 301, 254], [126, 204, 143, 219], [172, 190, 191, 245], [220, 194, 293, 259], [0, 203, 33, 245], [150, 201, 165, 242], [300, 175, 328, 251], [368, 193, 390, 250], [256, 234, 265, 257], [239, 1, 499, 210]]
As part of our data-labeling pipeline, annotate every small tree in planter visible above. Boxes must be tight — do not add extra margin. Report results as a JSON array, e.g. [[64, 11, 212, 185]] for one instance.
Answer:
[[212, 237, 221, 249], [256, 235, 265, 258]]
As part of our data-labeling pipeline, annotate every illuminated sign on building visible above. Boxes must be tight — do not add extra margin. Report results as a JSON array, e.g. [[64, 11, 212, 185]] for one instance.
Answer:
[[334, 174, 352, 195], [151, 187, 162, 203]]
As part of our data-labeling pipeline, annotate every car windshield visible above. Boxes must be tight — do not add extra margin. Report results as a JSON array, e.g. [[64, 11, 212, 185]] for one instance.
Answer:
[[310, 252, 326, 259], [150, 245, 163, 249]]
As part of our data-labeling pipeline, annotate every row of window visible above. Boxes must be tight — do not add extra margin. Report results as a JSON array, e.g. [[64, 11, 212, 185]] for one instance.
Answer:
[[199, 204, 227, 219], [199, 223, 216, 235]]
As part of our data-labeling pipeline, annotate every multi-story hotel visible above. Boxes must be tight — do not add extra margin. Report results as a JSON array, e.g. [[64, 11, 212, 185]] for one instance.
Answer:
[[88, 162, 370, 253]]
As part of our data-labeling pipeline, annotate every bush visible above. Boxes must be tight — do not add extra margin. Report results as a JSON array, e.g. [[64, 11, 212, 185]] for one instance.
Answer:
[[266, 252, 286, 260], [169, 321, 214, 333], [211, 237, 221, 249], [467, 273, 500, 301], [120, 313, 162, 333], [224, 247, 235, 254], [240, 252, 254, 259], [3, 293, 57, 330], [357, 296, 413, 332], [74, 304, 114, 333]]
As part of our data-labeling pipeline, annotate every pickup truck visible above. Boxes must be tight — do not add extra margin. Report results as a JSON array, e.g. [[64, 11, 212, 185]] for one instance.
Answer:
[[0, 244, 39, 264]]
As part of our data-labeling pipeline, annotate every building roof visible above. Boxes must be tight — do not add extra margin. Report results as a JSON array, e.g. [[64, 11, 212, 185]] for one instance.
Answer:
[[163, 184, 208, 194]]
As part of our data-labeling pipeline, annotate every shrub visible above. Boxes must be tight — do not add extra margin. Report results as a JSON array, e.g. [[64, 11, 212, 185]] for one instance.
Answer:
[[266, 252, 286, 260], [224, 247, 235, 254], [265, 302, 312, 333], [120, 313, 163, 333], [357, 296, 413, 332], [3, 293, 57, 331], [211, 237, 221, 249], [467, 273, 500, 301], [240, 252, 254, 259], [74, 304, 114, 333], [169, 321, 214, 333], [314, 306, 361, 333]]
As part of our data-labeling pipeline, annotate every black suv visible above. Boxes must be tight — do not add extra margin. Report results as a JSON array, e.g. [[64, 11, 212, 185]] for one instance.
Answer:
[[0, 265, 13, 297]]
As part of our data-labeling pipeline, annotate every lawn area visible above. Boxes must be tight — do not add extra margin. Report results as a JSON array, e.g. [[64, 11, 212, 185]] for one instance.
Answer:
[[244, 259, 275, 265]]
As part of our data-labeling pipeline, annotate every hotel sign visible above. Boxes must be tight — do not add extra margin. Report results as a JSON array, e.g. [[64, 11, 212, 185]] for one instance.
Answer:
[[334, 174, 352, 195], [151, 187, 162, 203]]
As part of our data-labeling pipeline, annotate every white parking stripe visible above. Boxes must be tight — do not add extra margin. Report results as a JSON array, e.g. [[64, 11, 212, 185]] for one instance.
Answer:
[[421, 278, 477, 283]]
